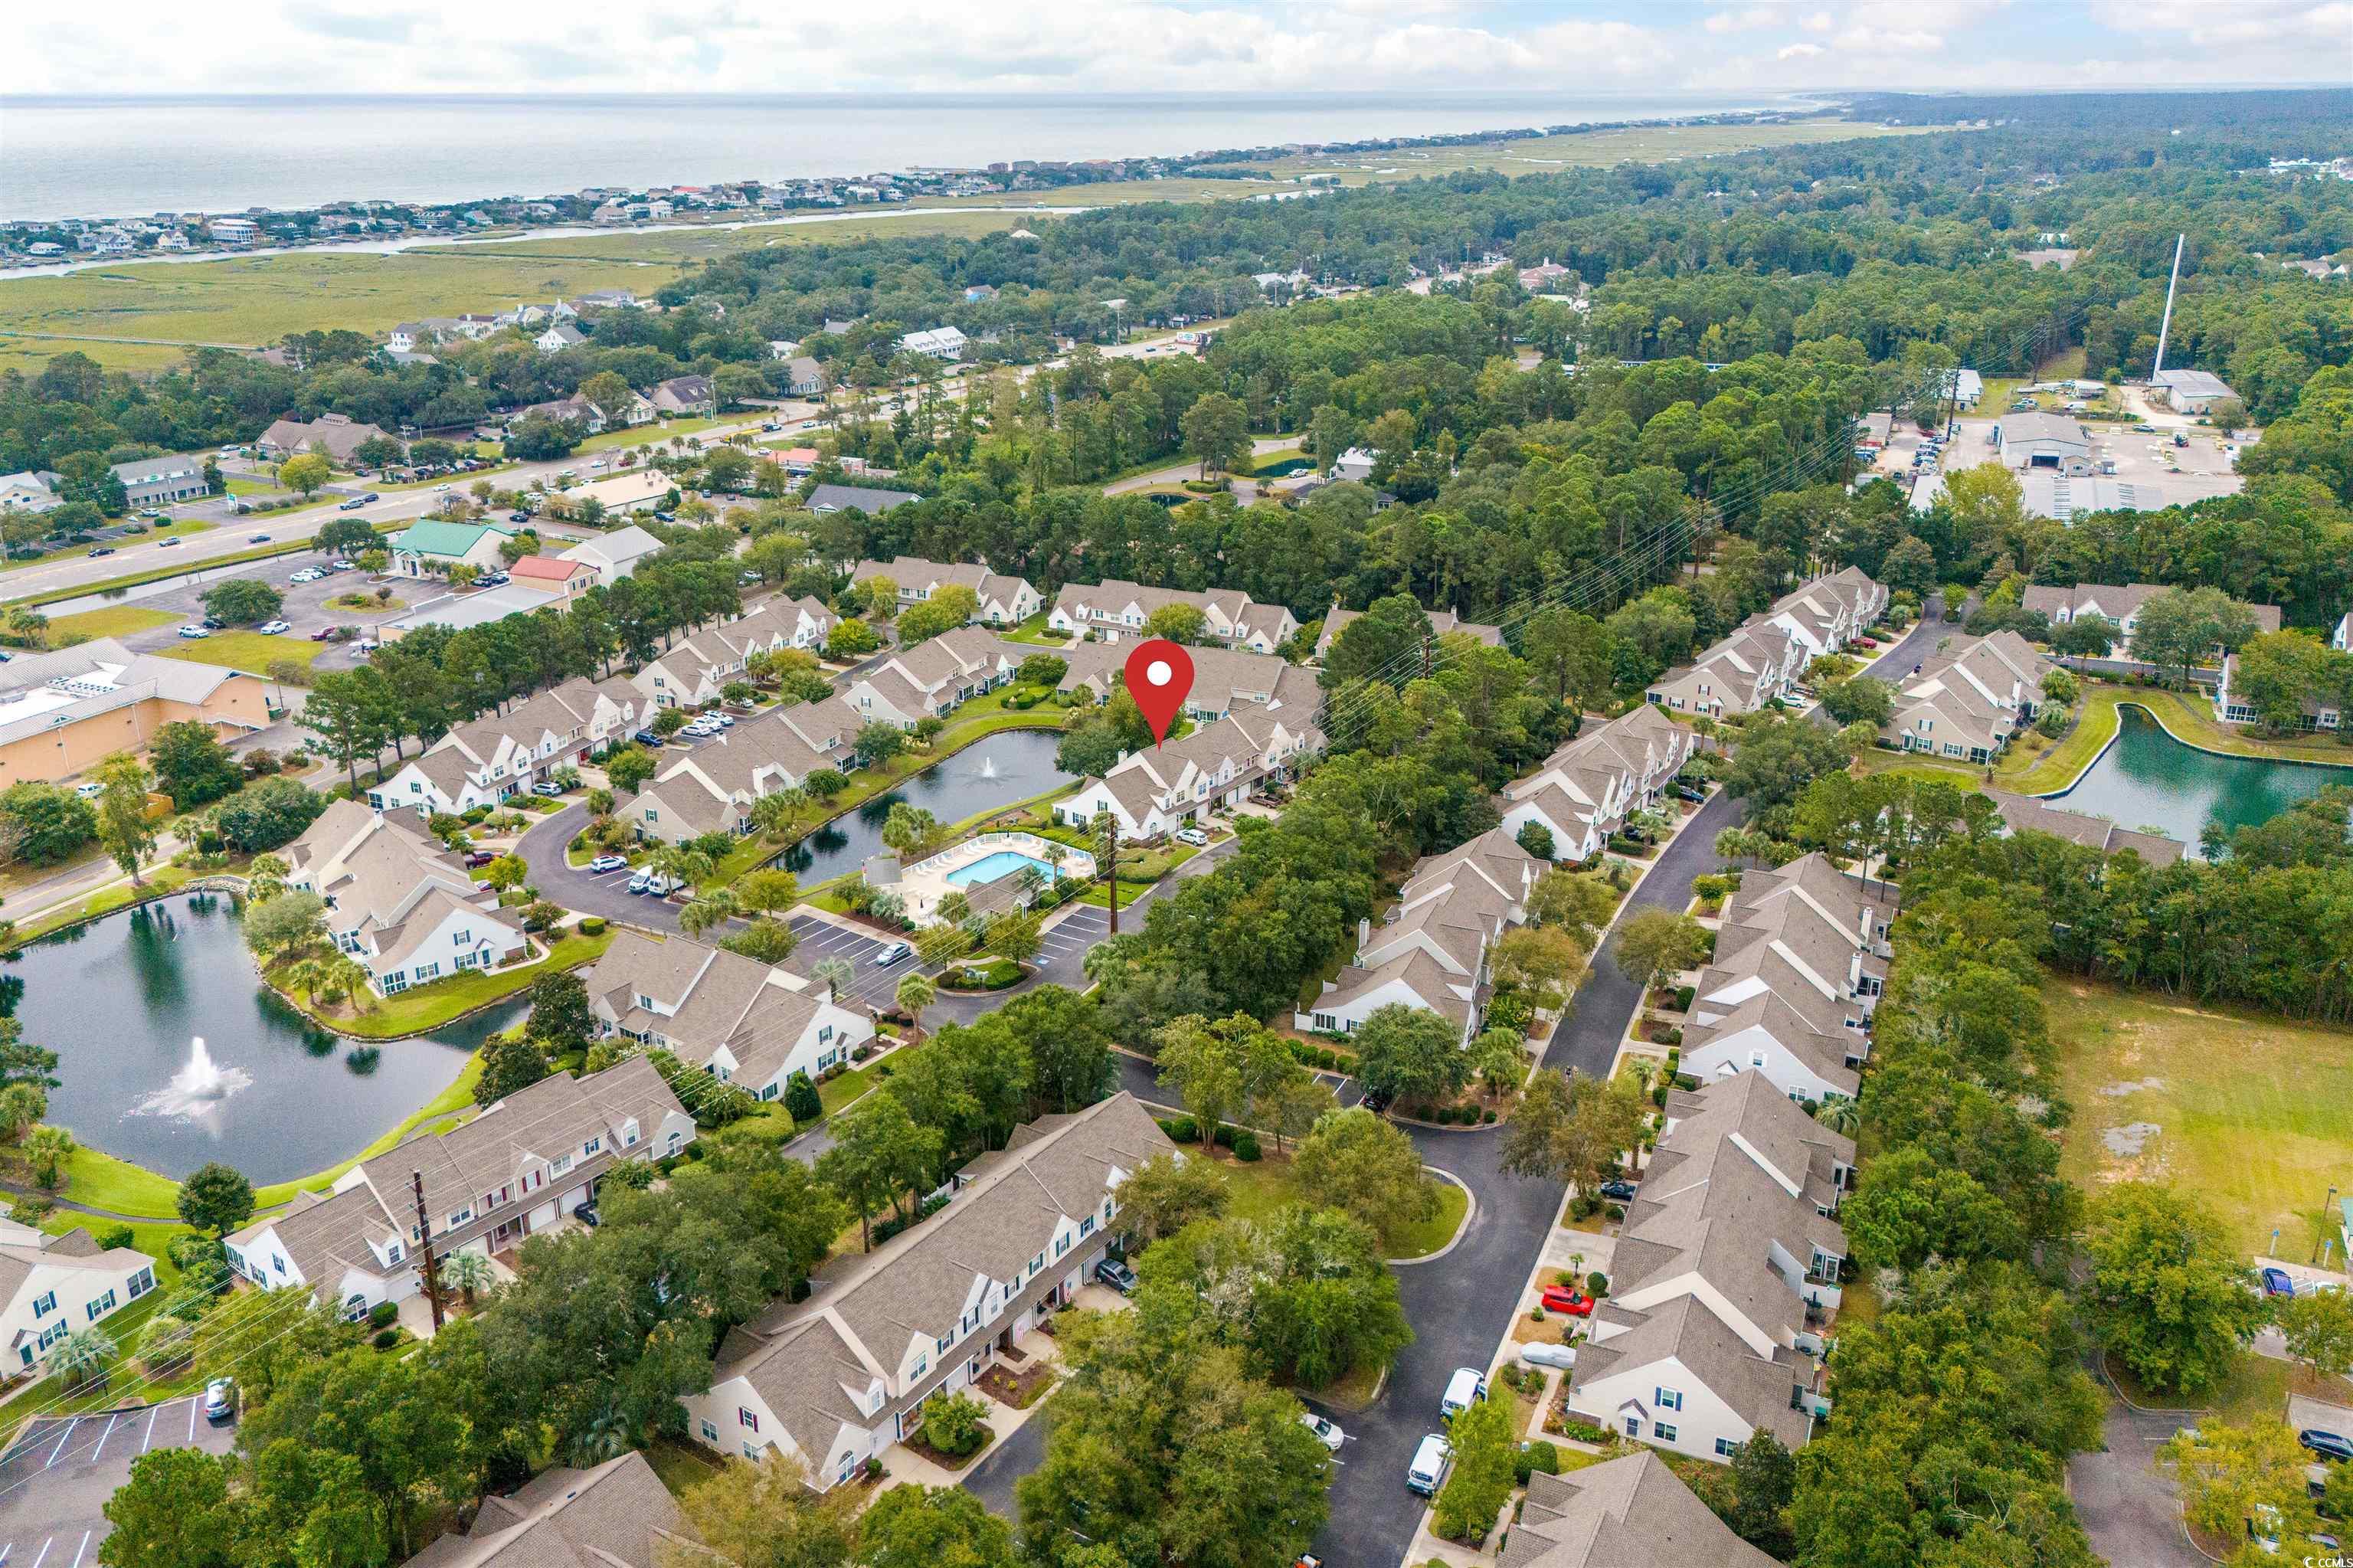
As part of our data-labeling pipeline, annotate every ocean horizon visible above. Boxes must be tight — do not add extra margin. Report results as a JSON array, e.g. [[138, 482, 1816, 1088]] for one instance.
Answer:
[[0, 90, 1800, 222]]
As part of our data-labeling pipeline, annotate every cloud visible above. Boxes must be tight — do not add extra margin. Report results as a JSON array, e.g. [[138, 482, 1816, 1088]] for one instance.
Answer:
[[1777, 41, 1826, 59], [1703, 5, 1780, 32]]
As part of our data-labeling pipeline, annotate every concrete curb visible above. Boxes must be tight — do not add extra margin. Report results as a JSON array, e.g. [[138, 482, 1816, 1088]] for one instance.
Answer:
[[1389, 1167, 1476, 1267]]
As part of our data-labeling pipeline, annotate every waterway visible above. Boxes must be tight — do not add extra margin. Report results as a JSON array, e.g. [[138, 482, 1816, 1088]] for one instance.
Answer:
[[2044, 705, 2347, 854], [2, 892, 525, 1183], [770, 727, 1074, 885]]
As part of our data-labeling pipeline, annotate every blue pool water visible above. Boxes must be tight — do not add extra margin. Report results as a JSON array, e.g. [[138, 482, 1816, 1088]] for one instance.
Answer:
[[947, 849, 1065, 888]]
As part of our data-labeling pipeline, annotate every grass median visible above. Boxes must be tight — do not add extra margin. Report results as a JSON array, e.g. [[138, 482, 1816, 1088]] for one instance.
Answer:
[[280, 927, 616, 1040]]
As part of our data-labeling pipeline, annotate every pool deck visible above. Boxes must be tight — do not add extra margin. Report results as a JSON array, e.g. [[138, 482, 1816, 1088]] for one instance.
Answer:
[[889, 830, 1097, 925]]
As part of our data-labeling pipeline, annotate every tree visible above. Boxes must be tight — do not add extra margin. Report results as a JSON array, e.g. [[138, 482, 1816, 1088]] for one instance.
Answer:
[[825, 617, 880, 660], [1434, 1391, 1515, 1543], [297, 668, 397, 791], [579, 370, 637, 427], [1110, 1151, 1230, 1250], [811, 955, 855, 1000], [1000, 985, 1112, 1112], [0, 780, 97, 864], [200, 578, 284, 626], [817, 1093, 942, 1248], [604, 743, 659, 794], [894, 971, 935, 1030], [244, 889, 326, 961], [784, 1072, 823, 1123], [441, 1248, 493, 1308], [1350, 1003, 1468, 1110], [1291, 1107, 1438, 1248], [896, 584, 979, 645], [314, 516, 377, 557], [1818, 675, 1894, 727], [853, 722, 905, 770], [522, 970, 597, 1054], [1180, 391, 1251, 478], [2277, 1287, 2353, 1380], [1516, 820, 1556, 861], [1727, 1433, 1797, 1555], [1614, 906, 1708, 992], [1142, 602, 1209, 645], [1527, 868, 1618, 948], [2162, 1420, 2326, 1553], [176, 1161, 255, 1239], [735, 867, 800, 916], [670, 1449, 859, 1568], [100, 1447, 249, 1568], [856, 1482, 1015, 1568], [2050, 611, 2121, 660], [1721, 716, 1853, 820], [1153, 1011, 1288, 1144], [90, 751, 156, 885], [211, 776, 325, 852], [47, 1323, 117, 1390], [1491, 924, 1588, 1015], [1500, 1068, 1646, 1193], [278, 453, 332, 498], [2130, 586, 2261, 686], [879, 800, 937, 854], [25, 1123, 74, 1190], [722, 918, 800, 965], [1841, 1145, 2022, 1273], [2083, 1181, 2266, 1396], [147, 720, 242, 810], [474, 1031, 552, 1108]]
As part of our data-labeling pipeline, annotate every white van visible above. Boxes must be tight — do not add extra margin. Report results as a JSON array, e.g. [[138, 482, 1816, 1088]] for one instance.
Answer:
[[1406, 1434, 1451, 1497], [1440, 1367, 1487, 1420]]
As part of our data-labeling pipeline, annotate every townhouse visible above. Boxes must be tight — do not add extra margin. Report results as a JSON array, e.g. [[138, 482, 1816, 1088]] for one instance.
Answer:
[[629, 597, 839, 712], [1, 1216, 159, 1379], [395, 1452, 689, 1568], [561, 522, 664, 582], [1881, 630, 2053, 763], [2213, 648, 2345, 732], [682, 1093, 1173, 1486], [843, 626, 1021, 728], [2021, 581, 2283, 644], [1498, 703, 1698, 863], [1646, 623, 1803, 719], [850, 557, 1041, 626], [623, 706, 841, 844], [1742, 568, 1889, 665], [1051, 639, 1326, 728], [584, 930, 872, 1100], [284, 801, 529, 996], [1046, 579, 1299, 653], [1312, 600, 1501, 662], [1054, 705, 1317, 841], [371, 676, 645, 813], [1680, 853, 1895, 1103], [1295, 827, 1540, 1043], [1564, 1072, 1851, 1465], [1506, 1451, 1779, 1568], [225, 1056, 694, 1320], [1986, 788, 2185, 866]]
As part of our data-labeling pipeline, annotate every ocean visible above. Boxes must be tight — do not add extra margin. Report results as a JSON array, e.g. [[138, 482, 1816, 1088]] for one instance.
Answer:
[[0, 91, 1788, 222]]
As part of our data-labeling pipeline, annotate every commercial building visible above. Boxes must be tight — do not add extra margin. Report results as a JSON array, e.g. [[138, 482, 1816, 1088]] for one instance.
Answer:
[[551, 471, 671, 520], [0, 638, 270, 789], [2152, 368, 2239, 416], [1994, 412, 2093, 475], [110, 453, 208, 507], [388, 519, 519, 579], [561, 522, 665, 582], [259, 412, 391, 463]]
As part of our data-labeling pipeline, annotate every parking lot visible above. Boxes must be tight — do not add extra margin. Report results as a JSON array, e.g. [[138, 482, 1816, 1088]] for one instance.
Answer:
[[784, 912, 915, 1007], [35, 547, 407, 670], [0, 1394, 239, 1561]]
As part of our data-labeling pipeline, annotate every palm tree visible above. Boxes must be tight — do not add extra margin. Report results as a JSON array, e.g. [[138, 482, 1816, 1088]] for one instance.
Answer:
[[0, 1082, 46, 1146], [47, 1326, 117, 1393], [678, 889, 740, 938], [284, 956, 328, 1007], [244, 853, 290, 904], [25, 1124, 74, 1191], [812, 956, 855, 1002], [322, 954, 375, 1013], [895, 972, 935, 1032], [1814, 1095, 1860, 1135], [442, 1249, 493, 1308]]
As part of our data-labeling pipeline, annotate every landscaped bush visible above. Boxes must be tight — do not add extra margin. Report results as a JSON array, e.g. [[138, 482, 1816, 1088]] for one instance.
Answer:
[[1673, 985, 1694, 1012], [1653, 1026, 1682, 1046], [577, 916, 606, 935], [95, 1223, 136, 1251], [1232, 1131, 1262, 1161], [1553, 1418, 1611, 1445], [1604, 1204, 1625, 1223], [1586, 1271, 1609, 1296], [1157, 1115, 1200, 1143], [368, 1301, 399, 1328], [1514, 1440, 1563, 1485], [1212, 1122, 1235, 1148], [371, 1327, 403, 1350], [921, 1391, 990, 1458]]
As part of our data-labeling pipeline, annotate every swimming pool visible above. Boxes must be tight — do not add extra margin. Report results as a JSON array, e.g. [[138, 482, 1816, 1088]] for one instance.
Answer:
[[947, 849, 1065, 888]]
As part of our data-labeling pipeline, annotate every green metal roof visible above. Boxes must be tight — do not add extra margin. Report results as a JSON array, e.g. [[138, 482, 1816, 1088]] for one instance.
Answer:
[[388, 519, 517, 556]]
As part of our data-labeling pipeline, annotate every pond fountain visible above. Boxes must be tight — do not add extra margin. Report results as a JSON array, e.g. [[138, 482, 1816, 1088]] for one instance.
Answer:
[[130, 1035, 253, 1121], [771, 728, 1076, 885]]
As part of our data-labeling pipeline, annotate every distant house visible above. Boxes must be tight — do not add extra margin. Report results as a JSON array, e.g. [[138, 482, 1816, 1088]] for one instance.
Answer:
[[851, 556, 1040, 626], [767, 339, 803, 361], [0, 470, 62, 513], [807, 483, 921, 516], [1330, 447, 1376, 483], [556, 471, 671, 520], [778, 355, 826, 397], [1986, 789, 2184, 866], [506, 554, 599, 601], [896, 326, 967, 361], [258, 412, 391, 464], [2019, 582, 2281, 643], [2334, 611, 2350, 653], [370, 676, 643, 813], [1505, 1452, 1779, 1568], [1048, 580, 1298, 653], [284, 801, 529, 994], [387, 519, 517, 578], [1314, 600, 1500, 662], [395, 1452, 689, 1567], [843, 627, 1020, 728], [648, 375, 716, 417], [535, 323, 587, 355], [110, 453, 208, 508], [1, 1216, 158, 1377], [561, 522, 665, 581], [2152, 368, 2238, 416], [584, 930, 872, 1101]]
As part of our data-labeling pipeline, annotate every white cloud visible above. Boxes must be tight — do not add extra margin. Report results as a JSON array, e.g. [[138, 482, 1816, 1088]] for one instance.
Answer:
[[1778, 41, 1827, 59], [1703, 5, 1780, 33]]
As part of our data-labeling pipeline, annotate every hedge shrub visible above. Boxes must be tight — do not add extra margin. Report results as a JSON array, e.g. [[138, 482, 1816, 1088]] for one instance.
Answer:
[[578, 915, 607, 935], [1232, 1131, 1262, 1161]]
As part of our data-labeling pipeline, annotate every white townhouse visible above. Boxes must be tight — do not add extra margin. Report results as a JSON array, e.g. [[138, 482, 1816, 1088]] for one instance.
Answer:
[[1565, 1072, 1850, 1466], [732, 593, 839, 653], [682, 1093, 1174, 1487], [849, 558, 1041, 627], [1881, 630, 2052, 763], [1508, 1452, 1781, 1568], [843, 626, 1020, 729], [2021, 581, 2281, 646], [561, 523, 665, 584], [1311, 600, 1501, 663], [1048, 640, 1327, 732], [622, 707, 839, 846], [1743, 568, 1888, 665], [1647, 624, 1803, 719], [630, 600, 839, 714], [2332, 611, 2350, 653], [1498, 704, 1697, 863], [1, 1217, 158, 1379], [896, 326, 968, 361], [283, 801, 529, 997], [1680, 853, 1895, 1104], [1295, 827, 1541, 1043], [1046, 579, 1299, 653], [584, 931, 872, 1102], [371, 676, 644, 815], [225, 1056, 694, 1321], [394, 1452, 689, 1568], [1053, 707, 1315, 842]]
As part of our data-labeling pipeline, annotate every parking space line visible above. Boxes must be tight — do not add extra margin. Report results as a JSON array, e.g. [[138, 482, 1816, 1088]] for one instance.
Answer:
[[42, 1422, 75, 1469], [186, 1398, 197, 1442], [28, 1537, 49, 1568], [87, 1416, 116, 1463], [65, 1535, 86, 1568], [142, 1403, 159, 1452]]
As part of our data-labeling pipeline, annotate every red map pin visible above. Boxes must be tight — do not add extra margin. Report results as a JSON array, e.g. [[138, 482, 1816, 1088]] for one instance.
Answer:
[[1123, 638, 1194, 747]]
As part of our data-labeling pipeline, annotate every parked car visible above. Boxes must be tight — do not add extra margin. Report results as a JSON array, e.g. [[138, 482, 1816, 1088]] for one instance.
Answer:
[[509, 510, 533, 522], [532, 779, 566, 797], [1440, 1367, 1487, 1419], [1175, 827, 1209, 846], [1517, 1341, 1577, 1372], [2262, 1266, 2298, 1298], [1540, 1285, 1596, 1316], [205, 1377, 237, 1424], [1299, 1413, 1345, 1452], [1094, 1259, 1137, 1294], [1671, 784, 1704, 804], [175, 624, 209, 639], [309, 627, 337, 640], [632, 728, 664, 746], [573, 1200, 599, 1228], [2302, 1429, 2353, 1464], [1598, 1179, 1638, 1202], [1406, 1434, 1451, 1497], [872, 940, 911, 967], [629, 870, 684, 897], [257, 620, 290, 635], [587, 855, 629, 874]]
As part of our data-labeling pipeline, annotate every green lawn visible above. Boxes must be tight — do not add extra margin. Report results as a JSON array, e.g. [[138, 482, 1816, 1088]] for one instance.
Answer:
[[284, 928, 616, 1040], [1215, 1148, 1466, 1260], [157, 630, 322, 676], [574, 417, 729, 457], [40, 604, 179, 642], [2050, 976, 2353, 1258], [224, 476, 285, 498], [996, 612, 1071, 646], [0, 863, 206, 957]]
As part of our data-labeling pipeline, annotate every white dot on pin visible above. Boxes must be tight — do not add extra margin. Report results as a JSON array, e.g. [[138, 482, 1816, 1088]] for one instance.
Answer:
[[1147, 660, 1173, 686]]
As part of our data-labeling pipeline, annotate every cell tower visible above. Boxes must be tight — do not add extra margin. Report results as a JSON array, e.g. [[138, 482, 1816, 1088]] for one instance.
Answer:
[[2151, 232, 2185, 381]]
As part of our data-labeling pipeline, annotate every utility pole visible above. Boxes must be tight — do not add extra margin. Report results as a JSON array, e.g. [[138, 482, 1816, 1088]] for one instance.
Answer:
[[1101, 816, 1121, 937], [2151, 232, 2186, 382], [412, 1169, 444, 1333]]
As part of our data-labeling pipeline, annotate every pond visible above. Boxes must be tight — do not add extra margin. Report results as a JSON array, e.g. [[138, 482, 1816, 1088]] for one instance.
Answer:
[[3, 893, 525, 1184], [2044, 705, 2348, 855], [771, 728, 1077, 885]]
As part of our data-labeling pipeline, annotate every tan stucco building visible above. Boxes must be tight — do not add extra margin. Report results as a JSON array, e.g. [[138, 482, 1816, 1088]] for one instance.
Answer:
[[0, 639, 272, 788]]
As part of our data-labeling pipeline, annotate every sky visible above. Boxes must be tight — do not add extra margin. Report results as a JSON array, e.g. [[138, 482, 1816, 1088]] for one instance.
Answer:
[[4, 0, 2348, 97]]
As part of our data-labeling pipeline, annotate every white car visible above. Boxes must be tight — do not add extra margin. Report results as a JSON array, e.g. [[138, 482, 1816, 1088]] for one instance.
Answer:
[[175, 624, 209, 639], [157, 537, 182, 548], [586, 854, 629, 874], [256, 620, 290, 635], [1406, 1434, 1451, 1497], [1175, 827, 1209, 846], [1299, 1413, 1345, 1452], [332, 559, 357, 571]]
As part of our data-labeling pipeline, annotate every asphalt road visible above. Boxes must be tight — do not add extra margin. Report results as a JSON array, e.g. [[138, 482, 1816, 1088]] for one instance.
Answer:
[[0, 1394, 240, 1560], [2068, 1395, 2203, 1568]]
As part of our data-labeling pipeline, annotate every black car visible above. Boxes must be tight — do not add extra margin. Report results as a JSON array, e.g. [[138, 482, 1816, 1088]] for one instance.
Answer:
[[633, 728, 664, 747], [1094, 1259, 1137, 1294], [509, 510, 533, 522], [88, 545, 114, 557], [1599, 1180, 1639, 1202], [2304, 1429, 2353, 1464], [573, 1200, 600, 1229]]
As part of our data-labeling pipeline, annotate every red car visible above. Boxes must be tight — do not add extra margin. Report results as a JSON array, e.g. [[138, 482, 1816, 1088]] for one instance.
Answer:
[[1540, 1285, 1595, 1316]]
